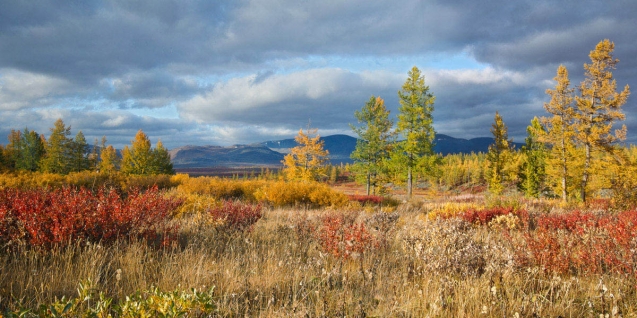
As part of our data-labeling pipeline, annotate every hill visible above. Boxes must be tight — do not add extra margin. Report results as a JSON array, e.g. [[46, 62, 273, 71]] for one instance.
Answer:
[[170, 134, 524, 168], [169, 144, 284, 168]]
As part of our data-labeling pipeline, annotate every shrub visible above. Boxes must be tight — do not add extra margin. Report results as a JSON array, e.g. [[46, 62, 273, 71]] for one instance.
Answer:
[[520, 209, 637, 275], [255, 181, 348, 208], [316, 212, 377, 260], [208, 201, 263, 232], [0, 186, 182, 249], [461, 206, 517, 226], [348, 194, 383, 205], [427, 202, 481, 220]]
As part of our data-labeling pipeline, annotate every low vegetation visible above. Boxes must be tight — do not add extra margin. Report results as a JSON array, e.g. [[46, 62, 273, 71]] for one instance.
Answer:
[[0, 172, 636, 316]]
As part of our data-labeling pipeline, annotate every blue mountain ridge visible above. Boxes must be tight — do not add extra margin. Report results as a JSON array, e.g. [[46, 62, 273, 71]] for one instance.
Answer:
[[169, 134, 524, 168]]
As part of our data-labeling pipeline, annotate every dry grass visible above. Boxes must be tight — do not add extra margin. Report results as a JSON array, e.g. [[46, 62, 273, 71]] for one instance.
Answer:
[[2, 202, 637, 316]]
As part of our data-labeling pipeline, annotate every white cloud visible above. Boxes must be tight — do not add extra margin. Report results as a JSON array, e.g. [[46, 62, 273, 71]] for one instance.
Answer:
[[0, 69, 74, 110]]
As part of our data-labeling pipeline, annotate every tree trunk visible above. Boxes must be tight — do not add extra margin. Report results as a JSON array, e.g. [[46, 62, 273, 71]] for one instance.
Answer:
[[561, 137, 567, 202], [581, 142, 590, 203], [366, 173, 371, 196], [407, 166, 413, 200]]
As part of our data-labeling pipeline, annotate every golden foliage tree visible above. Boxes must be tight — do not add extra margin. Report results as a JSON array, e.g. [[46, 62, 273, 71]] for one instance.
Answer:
[[282, 127, 329, 182], [99, 145, 119, 174], [540, 65, 578, 201], [573, 39, 630, 202], [121, 130, 154, 175]]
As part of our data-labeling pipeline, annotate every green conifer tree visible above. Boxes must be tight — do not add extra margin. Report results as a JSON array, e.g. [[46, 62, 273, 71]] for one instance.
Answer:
[[487, 112, 512, 195], [393, 66, 436, 199], [519, 117, 547, 197], [350, 96, 395, 195]]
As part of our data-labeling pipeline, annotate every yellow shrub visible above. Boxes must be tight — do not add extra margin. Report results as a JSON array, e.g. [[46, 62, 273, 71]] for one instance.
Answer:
[[176, 176, 265, 202], [121, 174, 176, 190], [169, 191, 217, 218], [254, 180, 348, 208], [488, 214, 519, 230], [427, 202, 481, 220]]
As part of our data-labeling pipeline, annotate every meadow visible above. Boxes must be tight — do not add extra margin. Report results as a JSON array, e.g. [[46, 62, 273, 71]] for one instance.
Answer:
[[1, 172, 637, 317]]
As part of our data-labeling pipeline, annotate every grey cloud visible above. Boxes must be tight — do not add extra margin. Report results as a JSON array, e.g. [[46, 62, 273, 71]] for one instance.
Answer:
[[178, 68, 403, 130], [1, 0, 636, 147], [0, 108, 193, 149]]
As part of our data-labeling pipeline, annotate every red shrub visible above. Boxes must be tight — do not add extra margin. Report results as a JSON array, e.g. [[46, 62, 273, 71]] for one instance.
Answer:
[[520, 210, 637, 275], [0, 186, 182, 249], [461, 207, 516, 225], [208, 201, 262, 232], [317, 213, 377, 260], [348, 194, 384, 205]]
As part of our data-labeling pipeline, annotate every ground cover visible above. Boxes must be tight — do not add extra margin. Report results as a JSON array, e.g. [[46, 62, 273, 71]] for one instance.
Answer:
[[1, 174, 636, 316]]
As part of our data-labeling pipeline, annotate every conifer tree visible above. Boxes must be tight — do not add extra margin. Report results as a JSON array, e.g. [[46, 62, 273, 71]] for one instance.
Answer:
[[519, 117, 547, 198], [573, 39, 630, 202], [5, 129, 22, 170], [350, 96, 395, 195], [282, 126, 329, 181], [487, 112, 512, 195], [393, 66, 436, 199], [540, 65, 578, 201], [121, 130, 154, 175], [41, 119, 72, 174], [16, 128, 45, 172], [69, 131, 91, 173], [151, 140, 174, 175], [99, 145, 119, 174], [0, 145, 6, 171]]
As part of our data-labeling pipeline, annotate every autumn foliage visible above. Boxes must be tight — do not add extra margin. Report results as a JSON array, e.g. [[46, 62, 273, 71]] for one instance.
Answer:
[[0, 186, 182, 249]]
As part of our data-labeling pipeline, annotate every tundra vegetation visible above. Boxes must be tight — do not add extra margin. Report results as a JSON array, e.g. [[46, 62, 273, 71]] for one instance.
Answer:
[[1, 39, 637, 316]]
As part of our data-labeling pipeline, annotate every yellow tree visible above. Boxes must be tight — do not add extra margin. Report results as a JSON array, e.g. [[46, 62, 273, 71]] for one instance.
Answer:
[[282, 127, 329, 182], [573, 39, 630, 202], [120, 130, 153, 175], [99, 145, 119, 174], [540, 65, 578, 201]]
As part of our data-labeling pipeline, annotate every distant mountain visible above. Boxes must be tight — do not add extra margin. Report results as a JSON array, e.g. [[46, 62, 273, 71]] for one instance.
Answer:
[[433, 134, 523, 155], [169, 144, 284, 168], [169, 134, 524, 168], [260, 134, 358, 165]]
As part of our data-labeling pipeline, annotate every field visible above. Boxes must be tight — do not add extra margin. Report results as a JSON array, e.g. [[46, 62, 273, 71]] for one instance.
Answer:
[[1, 173, 637, 316]]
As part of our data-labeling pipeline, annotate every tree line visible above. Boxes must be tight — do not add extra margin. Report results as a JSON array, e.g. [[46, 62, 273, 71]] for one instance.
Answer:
[[310, 38, 630, 204], [0, 119, 173, 175]]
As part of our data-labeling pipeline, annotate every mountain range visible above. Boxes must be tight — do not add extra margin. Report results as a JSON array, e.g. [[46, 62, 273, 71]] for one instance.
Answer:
[[169, 134, 524, 168]]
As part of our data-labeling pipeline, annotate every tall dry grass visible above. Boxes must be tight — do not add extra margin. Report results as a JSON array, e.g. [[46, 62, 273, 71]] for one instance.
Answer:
[[2, 201, 637, 316]]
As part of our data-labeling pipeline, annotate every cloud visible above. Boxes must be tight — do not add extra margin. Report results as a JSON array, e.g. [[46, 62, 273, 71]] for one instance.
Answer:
[[0, 69, 76, 110], [179, 68, 403, 129], [0, 0, 636, 147]]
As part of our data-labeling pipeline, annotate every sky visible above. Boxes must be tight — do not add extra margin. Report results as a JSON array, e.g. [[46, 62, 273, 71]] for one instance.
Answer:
[[1, 0, 636, 149]]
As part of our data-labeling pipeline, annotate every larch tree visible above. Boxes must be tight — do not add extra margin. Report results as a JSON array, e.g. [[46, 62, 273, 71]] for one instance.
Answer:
[[41, 119, 72, 174], [120, 130, 154, 175], [16, 128, 46, 172], [350, 96, 395, 195], [69, 131, 91, 173], [5, 129, 23, 170], [573, 39, 630, 202], [0, 145, 6, 171], [99, 144, 119, 174], [393, 66, 436, 200], [518, 117, 547, 198], [540, 65, 578, 201], [151, 140, 175, 175], [282, 126, 330, 182], [487, 111, 512, 195]]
